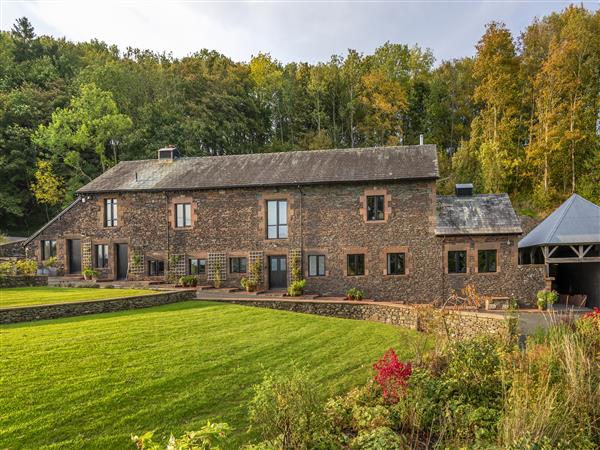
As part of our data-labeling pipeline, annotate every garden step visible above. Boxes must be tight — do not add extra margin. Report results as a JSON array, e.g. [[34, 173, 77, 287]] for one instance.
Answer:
[[197, 285, 214, 291]]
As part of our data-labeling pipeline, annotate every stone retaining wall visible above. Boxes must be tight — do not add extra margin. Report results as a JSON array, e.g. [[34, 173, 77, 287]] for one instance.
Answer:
[[212, 298, 510, 339], [0, 275, 48, 288], [0, 289, 196, 324]]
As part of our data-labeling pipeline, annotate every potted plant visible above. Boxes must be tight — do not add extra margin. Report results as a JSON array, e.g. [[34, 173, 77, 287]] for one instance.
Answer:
[[179, 275, 198, 287], [83, 267, 99, 281], [43, 256, 58, 276], [241, 277, 258, 292], [287, 279, 306, 297], [536, 289, 557, 310], [346, 287, 364, 301]]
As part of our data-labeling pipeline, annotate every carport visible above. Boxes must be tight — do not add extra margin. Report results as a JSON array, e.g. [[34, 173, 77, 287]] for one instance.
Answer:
[[519, 194, 600, 308]]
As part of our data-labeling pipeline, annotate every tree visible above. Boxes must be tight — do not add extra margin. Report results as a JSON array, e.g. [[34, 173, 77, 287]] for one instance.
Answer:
[[33, 83, 132, 187], [31, 160, 64, 207]]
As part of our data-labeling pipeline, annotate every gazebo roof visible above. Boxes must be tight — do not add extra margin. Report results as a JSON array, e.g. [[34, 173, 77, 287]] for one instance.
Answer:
[[519, 194, 600, 248]]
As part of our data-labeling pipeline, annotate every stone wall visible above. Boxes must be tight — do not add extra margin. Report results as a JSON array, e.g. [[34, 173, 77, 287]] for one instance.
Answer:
[[0, 241, 25, 258], [210, 298, 510, 339], [24, 181, 545, 304], [0, 289, 196, 324], [0, 275, 48, 288]]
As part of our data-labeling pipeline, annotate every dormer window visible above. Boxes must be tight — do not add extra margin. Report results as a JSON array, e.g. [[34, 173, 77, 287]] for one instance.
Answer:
[[104, 199, 118, 227]]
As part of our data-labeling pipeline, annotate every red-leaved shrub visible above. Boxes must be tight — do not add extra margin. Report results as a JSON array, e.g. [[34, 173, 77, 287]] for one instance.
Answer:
[[373, 348, 412, 403], [582, 307, 599, 320]]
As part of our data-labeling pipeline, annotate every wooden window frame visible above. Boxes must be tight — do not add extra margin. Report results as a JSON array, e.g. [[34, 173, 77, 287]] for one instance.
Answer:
[[94, 244, 109, 269], [104, 198, 118, 227], [229, 257, 247, 274], [386, 252, 406, 275], [448, 250, 468, 274], [266, 199, 288, 240], [359, 189, 391, 223], [188, 258, 207, 275], [477, 249, 498, 273], [307, 254, 326, 277], [41, 239, 57, 260], [175, 203, 192, 228], [148, 259, 165, 276], [347, 254, 365, 277]]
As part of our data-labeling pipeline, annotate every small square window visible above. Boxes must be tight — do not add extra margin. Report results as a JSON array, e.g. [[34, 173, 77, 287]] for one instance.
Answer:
[[95, 244, 109, 268], [478, 249, 497, 273], [41, 240, 57, 260], [387, 253, 405, 275], [229, 257, 247, 274], [347, 254, 365, 276], [308, 255, 326, 277], [148, 260, 165, 276], [189, 258, 206, 275], [366, 195, 385, 221], [448, 250, 467, 274], [175, 203, 192, 228]]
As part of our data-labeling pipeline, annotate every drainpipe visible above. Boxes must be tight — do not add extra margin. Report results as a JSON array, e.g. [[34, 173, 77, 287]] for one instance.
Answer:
[[297, 185, 304, 273], [165, 193, 170, 278]]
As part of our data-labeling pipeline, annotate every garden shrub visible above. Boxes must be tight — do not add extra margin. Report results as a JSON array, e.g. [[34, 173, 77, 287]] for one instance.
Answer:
[[15, 259, 37, 275], [248, 368, 322, 449], [373, 348, 412, 404], [0, 261, 15, 276], [131, 421, 231, 449], [349, 427, 407, 450]]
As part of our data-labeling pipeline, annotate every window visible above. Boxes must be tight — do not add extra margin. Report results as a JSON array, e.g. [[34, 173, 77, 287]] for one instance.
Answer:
[[189, 258, 206, 275], [229, 257, 247, 274], [387, 253, 406, 275], [148, 260, 165, 276], [448, 250, 467, 273], [41, 240, 57, 260], [366, 195, 385, 221], [175, 203, 192, 228], [267, 200, 288, 239], [478, 249, 497, 273], [104, 198, 118, 227], [95, 244, 109, 268], [308, 255, 325, 277], [347, 254, 365, 276]]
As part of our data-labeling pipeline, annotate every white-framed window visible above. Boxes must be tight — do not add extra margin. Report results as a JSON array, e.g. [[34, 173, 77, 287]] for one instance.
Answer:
[[95, 244, 109, 268], [175, 203, 192, 228], [267, 200, 288, 239]]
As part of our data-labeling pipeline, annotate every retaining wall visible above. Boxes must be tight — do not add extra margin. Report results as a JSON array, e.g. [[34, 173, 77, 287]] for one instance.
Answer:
[[212, 298, 510, 339], [0, 275, 48, 288], [0, 289, 196, 324]]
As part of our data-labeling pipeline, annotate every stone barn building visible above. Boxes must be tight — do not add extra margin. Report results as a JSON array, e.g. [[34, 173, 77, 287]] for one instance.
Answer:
[[24, 145, 545, 304]]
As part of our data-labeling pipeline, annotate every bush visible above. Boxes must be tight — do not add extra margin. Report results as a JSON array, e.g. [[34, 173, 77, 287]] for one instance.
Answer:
[[373, 349, 412, 404], [346, 288, 364, 301], [536, 290, 558, 310], [82, 267, 99, 279], [15, 259, 37, 275], [0, 261, 15, 276], [43, 256, 58, 269], [179, 275, 198, 287], [248, 368, 322, 449], [131, 421, 231, 449], [349, 427, 406, 450], [287, 279, 306, 297]]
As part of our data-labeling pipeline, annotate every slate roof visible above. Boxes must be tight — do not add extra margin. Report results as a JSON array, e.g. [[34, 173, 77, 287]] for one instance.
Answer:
[[519, 194, 600, 248], [435, 194, 522, 235], [77, 145, 438, 193]]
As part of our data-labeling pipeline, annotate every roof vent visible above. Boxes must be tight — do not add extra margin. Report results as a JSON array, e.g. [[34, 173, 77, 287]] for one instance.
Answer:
[[158, 146, 180, 162], [455, 183, 473, 197]]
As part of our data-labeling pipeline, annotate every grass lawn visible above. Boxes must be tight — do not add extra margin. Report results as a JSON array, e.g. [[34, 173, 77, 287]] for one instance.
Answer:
[[0, 287, 155, 308], [0, 301, 428, 449]]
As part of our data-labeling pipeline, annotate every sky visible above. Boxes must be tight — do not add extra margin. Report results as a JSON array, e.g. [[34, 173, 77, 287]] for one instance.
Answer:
[[1, 0, 598, 64]]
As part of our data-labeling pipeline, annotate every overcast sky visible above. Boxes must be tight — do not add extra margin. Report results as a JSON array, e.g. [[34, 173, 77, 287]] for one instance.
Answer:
[[1, 1, 598, 64]]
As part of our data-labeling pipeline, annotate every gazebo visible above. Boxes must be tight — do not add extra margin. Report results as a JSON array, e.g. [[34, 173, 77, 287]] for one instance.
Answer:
[[519, 194, 600, 308]]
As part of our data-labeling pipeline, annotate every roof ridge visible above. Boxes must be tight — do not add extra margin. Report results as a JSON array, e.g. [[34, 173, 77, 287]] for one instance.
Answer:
[[545, 194, 577, 243]]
